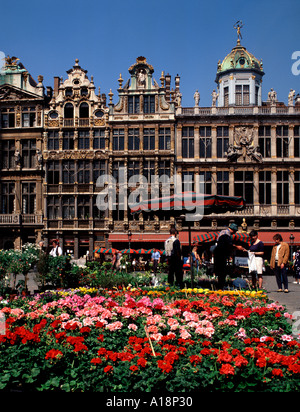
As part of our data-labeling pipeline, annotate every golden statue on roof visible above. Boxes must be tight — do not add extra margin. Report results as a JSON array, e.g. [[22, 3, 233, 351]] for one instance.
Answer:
[[233, 20, 243, 44]]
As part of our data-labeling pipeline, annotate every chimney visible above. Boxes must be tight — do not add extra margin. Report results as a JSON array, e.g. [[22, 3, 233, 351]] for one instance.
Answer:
[[165, 73, 171, 101], [53, 76, 60, 96]]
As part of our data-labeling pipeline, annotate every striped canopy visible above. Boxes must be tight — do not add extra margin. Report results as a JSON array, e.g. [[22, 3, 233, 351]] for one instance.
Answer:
[[193, 231, 250, 245], [130, 192, 245, 216], [120, 248, 137, 254]]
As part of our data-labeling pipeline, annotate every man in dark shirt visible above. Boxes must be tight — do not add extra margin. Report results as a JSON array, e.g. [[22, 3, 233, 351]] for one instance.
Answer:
[[166, 227, 183, 288], [213, 223, 243, 289]]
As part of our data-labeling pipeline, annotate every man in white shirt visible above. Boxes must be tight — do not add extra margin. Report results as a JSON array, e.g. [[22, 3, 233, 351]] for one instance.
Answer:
[[50, 240, 62, 257]]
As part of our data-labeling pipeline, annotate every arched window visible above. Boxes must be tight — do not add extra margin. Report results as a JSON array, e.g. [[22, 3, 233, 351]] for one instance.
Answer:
[[64, 103, 74, 119], [79, 102, 89, 118]]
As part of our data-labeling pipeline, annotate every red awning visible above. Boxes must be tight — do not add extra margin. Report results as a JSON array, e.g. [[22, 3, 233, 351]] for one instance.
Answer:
[[108, 233, 169, 243], [256, 232, 299, 246]]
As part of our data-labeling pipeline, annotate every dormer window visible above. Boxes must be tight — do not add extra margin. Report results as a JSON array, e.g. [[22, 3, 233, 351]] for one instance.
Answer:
[[65, 88, 73, 97], [81, 87, 88, 97], [235, 84, 249, 106], [79, 102, 89, 118], [64, 103, 74, 118]]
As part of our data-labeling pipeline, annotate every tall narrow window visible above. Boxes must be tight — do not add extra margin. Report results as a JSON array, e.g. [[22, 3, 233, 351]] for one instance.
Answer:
[[217, 171, 229, 195], [47, 160, 59, 184], [93, 160, 106, 182], [235, 85, 249, 105], [234, 171, 253, 204], [199, 171, 212, 194], [0, 182, 14, 214], [159, 128, 171, 150], [47, 196, 60, 219], [127, 161, 140, 179], [259, 171, 272, 204], [294, 126, 300, 157], [62, 196, 75, 219], [128, 96, 139, 114], [78, 195, 90, 219], [47, 131, 59, 150], [62, 160, 75, 184], [258, 126, 271, 158], [78, 160, 90, 183], [224, 87, 229, 107], [22, 182, 36, 214], [1, 108, 15, 128], [143, 95, 155, 113], [1, 140, 15, 169], [199, 126, 212, 158], [128, 129, 140, 150], [295, 171, 300, 204], [182, 127, 194, 158], [93, 129, 105, 150], [79, 102, 89, 118], [78, 130, 90, 149], [22, 139, 36, 168], [143, 128, 155, 150], [113, 129, 124, 151], [217, 126, 229, 158], [277, 171, 289, 205], [276, 126, 289, 158], [63, 131, 74, 150], [64, 103, 74, 118]]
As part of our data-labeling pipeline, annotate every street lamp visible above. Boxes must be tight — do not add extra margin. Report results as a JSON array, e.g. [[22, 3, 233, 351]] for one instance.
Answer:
[[290, 233, 295, 260], [128, 229, 132, 250]]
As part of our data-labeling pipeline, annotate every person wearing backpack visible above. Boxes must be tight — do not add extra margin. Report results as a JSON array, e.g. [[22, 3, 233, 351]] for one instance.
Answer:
[[165, 227, 183, 287]]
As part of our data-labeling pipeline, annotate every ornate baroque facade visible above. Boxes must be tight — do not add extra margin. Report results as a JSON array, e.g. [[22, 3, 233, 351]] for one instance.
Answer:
[[0, 35, 300, 257]]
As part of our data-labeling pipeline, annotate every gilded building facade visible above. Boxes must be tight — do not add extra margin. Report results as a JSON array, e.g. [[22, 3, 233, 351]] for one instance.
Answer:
[[0, 35, 300, 257]]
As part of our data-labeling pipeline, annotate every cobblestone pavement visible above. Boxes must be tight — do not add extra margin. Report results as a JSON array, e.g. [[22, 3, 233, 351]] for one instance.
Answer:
[[262, 274, 300, 316]]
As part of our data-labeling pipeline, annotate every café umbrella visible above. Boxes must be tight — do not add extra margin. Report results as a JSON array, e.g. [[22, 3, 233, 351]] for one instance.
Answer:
[[130, 191, 246, 287]]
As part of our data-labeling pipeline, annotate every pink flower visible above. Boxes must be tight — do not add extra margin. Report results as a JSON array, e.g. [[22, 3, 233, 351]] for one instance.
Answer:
[[128, 323, 138, 331], [106, 321, 123, 331]]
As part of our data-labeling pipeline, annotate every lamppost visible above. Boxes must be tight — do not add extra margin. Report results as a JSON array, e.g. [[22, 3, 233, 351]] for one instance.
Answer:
[[128, 229, 132, 250], [290, 233, 295, 261]]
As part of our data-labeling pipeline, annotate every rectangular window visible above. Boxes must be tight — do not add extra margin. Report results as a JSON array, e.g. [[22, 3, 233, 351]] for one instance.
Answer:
[[294, 126, 300, 157], [47, 131, 59, 150], [128, 160, 140, 179], [78, 130, 90, 150], [47, 195, 60, 219], [224, 87, 229, 107], [22, 139, 36, 168], [158, 160, 170, 179], [276, 126, 289, 158], [277, 171, 289, 205], [112, 161, 124, 182], [113, 129, 124, 151], [62, 160, 75, 184], [93, 160, 106, 182], [259, 171, 271, 204], [1, 140, 15, 169], [62, 196, 75, 219], [143, 128, 155, 150], [182, 172, 194, 192], [217, 171, 229, 195], [128, 129, 140, 150], [182, 127, 194, 158], [1, 108, 15, 128], [235, 85, 249, 106], [217, 126, 229, 158], [93, 129, 105, 150], [128, 96, 139, 114], [22, 182, 36, 214], [78, 195, 90, 219], [143, 95, 155, 113], [159, 128, 171, 150], [258, 126, 271, 158], [295, 171, 300, 204], [22, 108, 36, 127], [63, 131, 74, 150], [199, 126, 212, 158], [143, 160, 155, 181], [78, 160, 90, 183], [0, 182, 14, 214], [47, 160, 59, 184], [198, 171, 211, 194], [234, 171, 253, 204]]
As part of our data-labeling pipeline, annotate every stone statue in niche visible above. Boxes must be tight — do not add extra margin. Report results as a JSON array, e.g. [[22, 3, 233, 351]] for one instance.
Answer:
[[226, 126, 262, 163], [137, 69, 146, 88]]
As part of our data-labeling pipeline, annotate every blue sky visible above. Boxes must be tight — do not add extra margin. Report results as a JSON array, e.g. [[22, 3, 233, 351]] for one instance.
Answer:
[[1, 0, 300, 106]]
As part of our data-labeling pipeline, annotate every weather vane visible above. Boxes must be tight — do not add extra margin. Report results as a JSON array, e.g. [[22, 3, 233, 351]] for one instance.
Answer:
[[233, 20, 243, 44]]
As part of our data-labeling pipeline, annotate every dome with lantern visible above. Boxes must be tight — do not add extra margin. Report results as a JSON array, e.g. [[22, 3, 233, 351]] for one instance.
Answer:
[[215, 22, 265, 107]]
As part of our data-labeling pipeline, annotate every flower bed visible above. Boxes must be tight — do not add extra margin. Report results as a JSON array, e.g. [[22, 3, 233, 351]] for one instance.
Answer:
[[0, 286, 299, 392]]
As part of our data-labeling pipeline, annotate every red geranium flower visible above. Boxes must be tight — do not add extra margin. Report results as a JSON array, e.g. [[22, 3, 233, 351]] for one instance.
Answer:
[[104, 365, 113, 373], [219, 363, 235, 376]]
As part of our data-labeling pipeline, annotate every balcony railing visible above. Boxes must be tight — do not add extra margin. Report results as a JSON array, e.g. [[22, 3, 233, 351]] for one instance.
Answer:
[[179, 105, 297, 116], [0, 214, 43, 225]]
